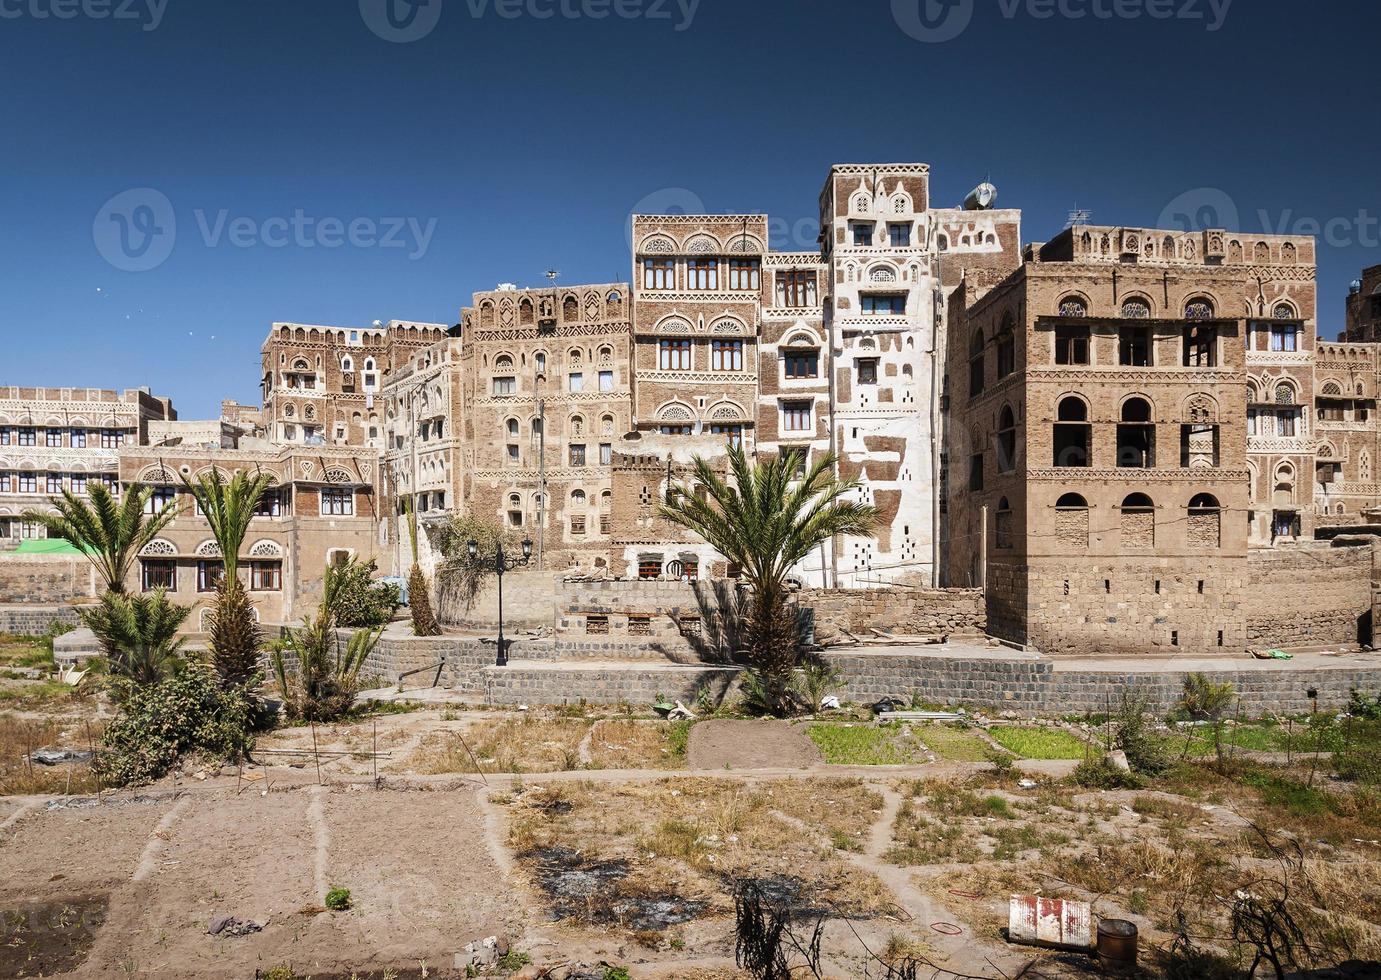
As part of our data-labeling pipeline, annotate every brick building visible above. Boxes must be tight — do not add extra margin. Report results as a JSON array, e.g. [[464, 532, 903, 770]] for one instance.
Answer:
[[259, 320, 448, 449], [0, 386, 174, 543], [1344, 264, 1381, 342], [118, 437, 383, 625], [943, 224, 1316, 653]]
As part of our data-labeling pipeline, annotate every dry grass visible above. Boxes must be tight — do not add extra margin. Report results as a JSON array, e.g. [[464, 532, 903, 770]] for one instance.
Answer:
[[586, 719, 686, 770], [503, 776, 895, 937], [0, 713, 101, 795], [409, 715, 588, 774]]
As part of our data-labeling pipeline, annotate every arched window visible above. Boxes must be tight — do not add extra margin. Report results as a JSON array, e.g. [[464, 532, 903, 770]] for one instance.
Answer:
[[601, 414, 615, 436], [997, 406, 1017, 472], [995, 315, 1015, 378], [570, 415, 584, 437], [1056, 492, 1088, 508], [534, 352, 547, 375], [968, 330, 985, 398], [341, 356, 354, 373], [495, 354, 514, 371], [1117, 399, 1154, 468], [1272, 302, 1297, 319], [1184, 297, 1215, 320], [1058, 296, 1088, 318], [506, 418, 519, 438], [571, 489, 586, 507], [1119, 493, 1155, 548], [1054, 397, 1090, 467], [1188, 493, 1221, 548], [1054, 492, 1089, 547], [1121, 297, 1151, 319], [1275, 381, 1296, 405]]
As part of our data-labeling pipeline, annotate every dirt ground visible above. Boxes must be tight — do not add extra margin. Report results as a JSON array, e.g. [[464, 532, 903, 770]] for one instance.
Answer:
[[687, 719, 822, 770]]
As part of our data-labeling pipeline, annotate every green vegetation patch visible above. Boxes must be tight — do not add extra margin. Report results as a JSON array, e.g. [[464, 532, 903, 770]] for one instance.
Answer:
[[808, 722, 928, 766], [917, 723, 991, 762], [987, 725, 1094, 760]]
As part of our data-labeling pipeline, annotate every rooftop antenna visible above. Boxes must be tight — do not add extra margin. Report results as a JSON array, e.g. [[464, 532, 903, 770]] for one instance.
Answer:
[[1066, 207, 1093, 229]]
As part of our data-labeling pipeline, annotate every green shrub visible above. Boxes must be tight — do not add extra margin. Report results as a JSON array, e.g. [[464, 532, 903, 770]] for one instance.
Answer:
[[324, 886, 351, 911], [1335, 718, 1381, 785], [1347, 689, 1381, 721], [1072, 755, 1143, 790], [332, 558, 400, 628], [1113, 691, 1173, 776], [603, 969, 632, 980], [497, 950, 530, 971], [96, 665, 256, 786]]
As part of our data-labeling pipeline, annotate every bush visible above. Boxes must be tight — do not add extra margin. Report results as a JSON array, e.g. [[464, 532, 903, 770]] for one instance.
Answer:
[[96, 665, 256, 786], [1347, 689, 1381, 721], [1113, 691, 1173, 776], [332, 558, 400, 628], [1072, 755, 1143, 790], [324, 887, 351, 911]]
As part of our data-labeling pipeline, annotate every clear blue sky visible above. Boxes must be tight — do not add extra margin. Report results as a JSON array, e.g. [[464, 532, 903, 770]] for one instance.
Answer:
[[3, 0, 1377, 418]]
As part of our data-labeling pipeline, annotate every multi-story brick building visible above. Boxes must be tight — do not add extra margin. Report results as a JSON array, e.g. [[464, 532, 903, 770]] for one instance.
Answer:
[[118, 437, 383, 625], [0, 386, 174, 543], [943, 224, 1315, 653], [452, 282, 634, 573], [819, 164, 1022, 587], [259, 320, 448, 449]]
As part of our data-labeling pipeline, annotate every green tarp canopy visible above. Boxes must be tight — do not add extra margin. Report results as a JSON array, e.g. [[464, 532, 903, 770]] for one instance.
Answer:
[[11, 539, 85, 556]]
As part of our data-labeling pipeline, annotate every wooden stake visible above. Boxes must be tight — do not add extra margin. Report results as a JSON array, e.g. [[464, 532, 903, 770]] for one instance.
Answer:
[[310, 720, 323, 786]]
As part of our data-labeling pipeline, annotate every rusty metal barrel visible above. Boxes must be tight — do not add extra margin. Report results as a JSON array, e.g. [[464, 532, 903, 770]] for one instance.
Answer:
[[1096, 918, 1138, 972]]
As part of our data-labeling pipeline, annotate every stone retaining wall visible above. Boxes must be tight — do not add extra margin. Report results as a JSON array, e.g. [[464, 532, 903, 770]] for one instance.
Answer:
[[0, 604, 83, 635], [822, 651, 1381, 714], [481, 664, 740, 706], [0, 557, 98, 605]]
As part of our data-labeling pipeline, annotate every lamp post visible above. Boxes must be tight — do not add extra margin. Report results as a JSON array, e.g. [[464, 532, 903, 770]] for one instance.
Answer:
[[465, 536, 533, 667]]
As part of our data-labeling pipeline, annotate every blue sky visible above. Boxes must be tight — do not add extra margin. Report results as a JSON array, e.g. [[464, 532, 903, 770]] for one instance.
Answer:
[[2, 0, 1377, 418]]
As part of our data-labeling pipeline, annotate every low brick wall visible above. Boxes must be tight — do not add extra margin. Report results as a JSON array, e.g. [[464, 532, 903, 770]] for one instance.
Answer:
[[823, 650, 1381, 715], [0, 604, 83, 635]]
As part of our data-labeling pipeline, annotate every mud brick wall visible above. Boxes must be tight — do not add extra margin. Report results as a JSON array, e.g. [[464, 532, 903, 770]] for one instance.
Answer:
[[800, 588, 986, 640], [0, 558, 98, 605], [1241, 544, 1373, 648]]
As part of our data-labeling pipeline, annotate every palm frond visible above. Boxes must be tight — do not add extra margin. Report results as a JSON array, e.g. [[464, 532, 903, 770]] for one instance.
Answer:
[[23, 482, 179, 593]]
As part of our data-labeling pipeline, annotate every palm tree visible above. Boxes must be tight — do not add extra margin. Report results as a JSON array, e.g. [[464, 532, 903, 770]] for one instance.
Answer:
[[271, 560, 383, 721], [80, 588, 190, 687], [182, 470, 272, 687], [22, 482, 179, 594], [659, 445, 877, 715]]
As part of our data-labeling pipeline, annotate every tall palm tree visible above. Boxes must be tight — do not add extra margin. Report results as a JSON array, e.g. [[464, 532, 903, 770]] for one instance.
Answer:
[[80, 588, 190, 687], [22, 482, 179, 594], [659, 445, 877, 715], [183, 470, 272, 687]]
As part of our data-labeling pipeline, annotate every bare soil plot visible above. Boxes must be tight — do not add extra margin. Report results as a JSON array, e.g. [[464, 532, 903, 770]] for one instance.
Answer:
[[687, 719, 822, 770]]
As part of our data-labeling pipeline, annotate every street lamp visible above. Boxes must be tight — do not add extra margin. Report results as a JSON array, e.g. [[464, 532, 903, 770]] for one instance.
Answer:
[[464, 537, 533, 666]]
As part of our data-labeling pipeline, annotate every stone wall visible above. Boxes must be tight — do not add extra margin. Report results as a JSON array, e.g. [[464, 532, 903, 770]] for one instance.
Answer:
[[823, 650, 1381, 715], [0, 604, 83, 635], [0, 557, 97, 605], [800, 587, 985, 641], [1241, 543, 1373, 648], [482, 663, 739, 707]]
